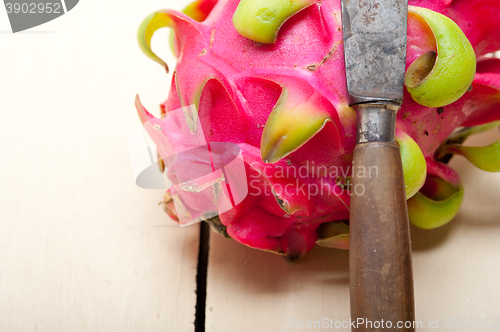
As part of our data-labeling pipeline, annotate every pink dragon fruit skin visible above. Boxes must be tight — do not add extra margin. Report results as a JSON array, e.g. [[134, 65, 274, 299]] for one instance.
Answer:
[[136, 0, 500, 258]]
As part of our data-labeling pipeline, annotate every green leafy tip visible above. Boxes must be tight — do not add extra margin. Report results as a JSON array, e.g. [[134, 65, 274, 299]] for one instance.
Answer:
[[138, 11, 174, 72], [316, 221, 349, 250], [408, 176, 463, 229], [232, 0, 317, 44], [396, 130, 427, 199], [405, 6, 476, 107], [441, 139, 500, 172]]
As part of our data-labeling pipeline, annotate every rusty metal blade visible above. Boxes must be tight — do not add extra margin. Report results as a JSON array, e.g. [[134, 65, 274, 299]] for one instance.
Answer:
[[342, 0, 408, 106]]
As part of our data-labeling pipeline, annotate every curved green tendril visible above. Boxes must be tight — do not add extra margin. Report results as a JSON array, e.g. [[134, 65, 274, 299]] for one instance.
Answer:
[[137, 11, 173, 72]]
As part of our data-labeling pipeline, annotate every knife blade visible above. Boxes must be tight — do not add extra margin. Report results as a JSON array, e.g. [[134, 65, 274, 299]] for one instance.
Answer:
[[342, 0, 407, 106], [341, 0, 415, 330]]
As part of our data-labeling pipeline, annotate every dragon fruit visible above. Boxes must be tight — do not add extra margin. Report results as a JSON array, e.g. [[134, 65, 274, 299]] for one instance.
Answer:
[[135, 0, 500, 259]]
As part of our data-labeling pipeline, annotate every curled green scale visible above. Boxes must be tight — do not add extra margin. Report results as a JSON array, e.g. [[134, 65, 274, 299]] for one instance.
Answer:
[[396, 130, 427, 199], [441, 139, 500, 172], [405, 6, 476, 107], [408, 176, 464, 229], [232, 0, 318, 44], [316, 221, 349, 250]]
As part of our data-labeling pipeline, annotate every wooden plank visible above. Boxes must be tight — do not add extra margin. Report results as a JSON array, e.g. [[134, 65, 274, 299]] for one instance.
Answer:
[[0, 1, 199, 330], [206, 236, 350, 331], [206, 129, 500, 331]]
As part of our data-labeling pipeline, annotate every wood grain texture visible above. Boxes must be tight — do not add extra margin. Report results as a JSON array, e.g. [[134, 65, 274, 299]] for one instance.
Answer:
[[206, 238, 351, 331], [0, 1, 198, 331], [206, 129, 500, 332], [349, 142, 414, 329]]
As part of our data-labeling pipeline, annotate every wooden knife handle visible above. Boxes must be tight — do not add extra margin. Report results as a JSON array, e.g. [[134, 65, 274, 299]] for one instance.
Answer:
[[349, 141, 415, 331]]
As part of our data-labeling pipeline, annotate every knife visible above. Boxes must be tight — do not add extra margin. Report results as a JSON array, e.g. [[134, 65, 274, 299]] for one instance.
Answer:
[[341, 0, 415, 330]]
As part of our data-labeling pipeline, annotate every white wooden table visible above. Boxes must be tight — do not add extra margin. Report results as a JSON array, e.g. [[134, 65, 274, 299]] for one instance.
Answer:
[[1, 1, 500, 331]]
